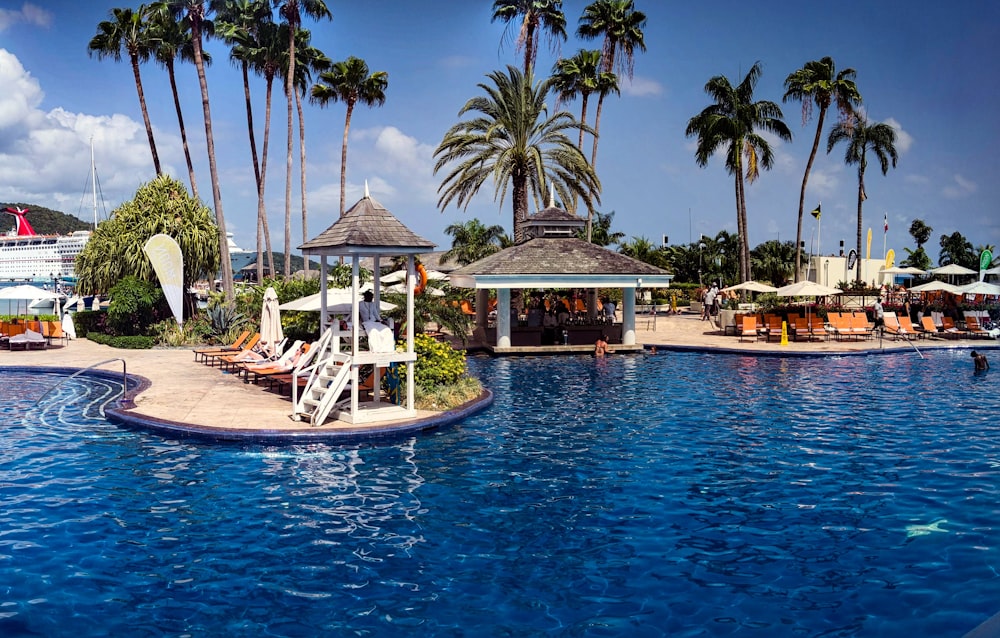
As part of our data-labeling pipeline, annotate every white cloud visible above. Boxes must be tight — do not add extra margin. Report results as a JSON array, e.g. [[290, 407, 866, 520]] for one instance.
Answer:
[[942, 173, 977, 199], [621, 75, 663, 98], [0, 3, 52, 31], [0, 49, 161, 214], [883, 117, 913, 154]]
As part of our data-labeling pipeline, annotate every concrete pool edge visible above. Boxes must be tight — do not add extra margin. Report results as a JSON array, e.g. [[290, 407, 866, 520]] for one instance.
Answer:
[[642, 341, 1000, 358]]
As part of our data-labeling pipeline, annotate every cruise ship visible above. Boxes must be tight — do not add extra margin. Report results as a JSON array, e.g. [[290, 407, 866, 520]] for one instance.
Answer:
[[0, 207, 90, 283]]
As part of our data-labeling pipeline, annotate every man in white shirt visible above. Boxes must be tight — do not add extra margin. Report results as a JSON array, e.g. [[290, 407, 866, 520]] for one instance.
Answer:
[[360, 290, 380, 324]]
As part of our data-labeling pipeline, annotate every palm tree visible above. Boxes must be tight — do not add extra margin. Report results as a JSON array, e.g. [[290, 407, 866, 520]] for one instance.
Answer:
[[827, 115, 898, 284], [938, 231, 976, 269], [213, 0, 274, 281], [783, 56, 861, 278], [576, 0, 645, 168], [551, 49, 602, 150], [617, 235, 666, 268], [908, 219, 932, 248], [751, 239, 796, 287], [686, 62, 791, 283], [434, 65, 600, 243], [491, 0, 567, 74], [152, 0, 234, 297], [88, 6, 161, 175], [441, 219, 509, 266], [576, 209, 624, 247], [275, 0, 331, 276], [148, 7, 206, 199], [311, 57, 389, 217]]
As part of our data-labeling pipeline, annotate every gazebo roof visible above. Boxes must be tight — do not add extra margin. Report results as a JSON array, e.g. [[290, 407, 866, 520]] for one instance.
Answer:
[[299, 191, 434, 257], [449, 237, 673, 289]]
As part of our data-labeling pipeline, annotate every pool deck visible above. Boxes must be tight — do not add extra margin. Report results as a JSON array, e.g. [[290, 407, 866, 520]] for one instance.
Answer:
[[7, 312, 997, 440]]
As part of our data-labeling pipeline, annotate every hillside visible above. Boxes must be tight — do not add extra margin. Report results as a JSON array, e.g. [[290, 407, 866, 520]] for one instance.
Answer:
[[1, 203, 92, 235]]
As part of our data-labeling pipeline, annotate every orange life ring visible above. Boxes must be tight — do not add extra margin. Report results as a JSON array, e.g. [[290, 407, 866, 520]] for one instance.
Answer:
[[414, 263, 428, 295]]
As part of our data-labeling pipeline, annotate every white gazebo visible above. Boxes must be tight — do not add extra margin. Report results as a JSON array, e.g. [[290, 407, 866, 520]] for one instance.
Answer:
[[294, 186, 435, 425]]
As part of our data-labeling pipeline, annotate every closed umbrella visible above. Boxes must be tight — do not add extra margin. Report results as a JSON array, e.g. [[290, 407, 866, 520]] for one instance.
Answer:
[[259, 286, 283, 358]]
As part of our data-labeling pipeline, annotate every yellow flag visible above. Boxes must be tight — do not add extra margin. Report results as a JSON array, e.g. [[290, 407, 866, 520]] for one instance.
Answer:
[[143, 234, 184, 327], [866, 228, 872, 260], [885, 249, 895, 269]]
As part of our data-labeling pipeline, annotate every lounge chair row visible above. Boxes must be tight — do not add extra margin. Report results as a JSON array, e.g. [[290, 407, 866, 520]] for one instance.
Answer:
[[0, 320, 68, 348]]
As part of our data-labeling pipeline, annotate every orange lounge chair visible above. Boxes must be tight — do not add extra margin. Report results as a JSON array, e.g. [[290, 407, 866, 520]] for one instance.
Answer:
[[965, 316, 990, 339], [765, 316, 783, 342], [739, 316, 758, 342], [203, 333, 261, 367], [917, 316, 940, 339], [793, 317, 812, 341], [810, 317, 828, 341], [941, 317, 964, 337], [194, 330, 251, 362], [850, 313, 873, 339], [897, 316, 919, 339]]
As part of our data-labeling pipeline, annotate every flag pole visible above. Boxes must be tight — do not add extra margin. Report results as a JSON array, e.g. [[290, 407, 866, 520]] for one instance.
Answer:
[[883, 212, 888, 260]]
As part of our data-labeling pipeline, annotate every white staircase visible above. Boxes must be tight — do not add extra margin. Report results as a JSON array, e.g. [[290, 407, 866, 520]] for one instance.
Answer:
[[292, 328, 352, 425]]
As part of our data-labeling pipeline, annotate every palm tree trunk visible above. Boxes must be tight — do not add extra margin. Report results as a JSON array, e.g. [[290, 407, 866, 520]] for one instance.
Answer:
[[261, 77, 275, 277], [191, 21, 232, 297], [340, 101, 354, 217], [239, 60, 264, 282], [795, 107, 827, 280], [296, 84, 309, 277], [130, 55, 161, 175], [733, 172, 746, 283], [512, 171, 529, 243], [591, 91, 606, 169], [856, 169, 865, 285], [578, 94, 590, 150], [284, 82, 293, 277], [166, 59, 197, 199]]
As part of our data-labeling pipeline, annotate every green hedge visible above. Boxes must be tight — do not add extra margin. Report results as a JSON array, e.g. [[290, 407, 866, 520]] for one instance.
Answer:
[[86, 332, 155, 349]]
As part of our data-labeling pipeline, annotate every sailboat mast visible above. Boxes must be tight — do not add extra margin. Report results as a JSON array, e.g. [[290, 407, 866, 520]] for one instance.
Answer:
[[91, 137, 97, 230]]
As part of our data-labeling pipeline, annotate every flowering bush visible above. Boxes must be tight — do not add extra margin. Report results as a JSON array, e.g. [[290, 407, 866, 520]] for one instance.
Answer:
[[403, 333, 466, 389]]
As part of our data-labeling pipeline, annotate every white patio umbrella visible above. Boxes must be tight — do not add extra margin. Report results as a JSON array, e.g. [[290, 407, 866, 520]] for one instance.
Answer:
[[880, 266, 926, 276], [957, 281, 1000, 296], [0, 284, 62, 316], [929, 264, 976, 276], [908, 280, 961, 294], [721, 280, 778, 293], [259, 286, 284, 357], [381, 268, 448, 284], [774, 281, 843, 298], [279, 288, 396, 314]]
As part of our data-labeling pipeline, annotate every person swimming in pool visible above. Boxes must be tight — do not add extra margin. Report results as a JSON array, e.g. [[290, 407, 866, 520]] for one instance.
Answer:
[[971, 350, 989, 371]]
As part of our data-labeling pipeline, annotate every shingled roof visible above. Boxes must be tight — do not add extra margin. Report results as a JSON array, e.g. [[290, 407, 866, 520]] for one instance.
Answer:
[[449, 237, 673, 289], [299, 192, 435, 256]]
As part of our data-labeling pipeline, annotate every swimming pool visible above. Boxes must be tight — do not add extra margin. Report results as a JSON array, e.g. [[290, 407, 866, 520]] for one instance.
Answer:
[[0, 351, 996, 636]]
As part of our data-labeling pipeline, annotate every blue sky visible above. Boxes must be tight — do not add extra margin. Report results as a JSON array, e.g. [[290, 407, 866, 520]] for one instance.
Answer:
[[1, 0, 998, 265]]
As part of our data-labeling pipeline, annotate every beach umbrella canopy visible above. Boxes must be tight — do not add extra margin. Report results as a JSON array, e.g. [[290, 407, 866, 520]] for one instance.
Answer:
[[279, 288, 396, 314], [908, 280, 961, 294], [0, 284, 61, 316], [929, 264, 976, 276], [774, 281, 843, 298], [381, 269, 448, 284], [957, 281, 1000, 296], [259, 286, 284, 357], [721, 281, 778, 293], [880, 266, 926, 276]]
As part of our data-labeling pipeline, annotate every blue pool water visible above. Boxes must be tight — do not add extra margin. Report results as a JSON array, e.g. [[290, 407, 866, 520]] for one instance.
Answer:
[[0, 350, 997, 637]]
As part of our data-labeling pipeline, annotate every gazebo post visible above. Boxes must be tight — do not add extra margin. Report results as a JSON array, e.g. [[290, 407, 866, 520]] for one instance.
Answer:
[[496, 288, 511, 348], [623, 287, 636, 345], [319, 255, 329, 333], [406, 255, 416, 411]]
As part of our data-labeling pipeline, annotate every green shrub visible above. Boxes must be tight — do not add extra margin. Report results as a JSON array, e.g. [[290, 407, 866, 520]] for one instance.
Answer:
[[73, 310, 105, 335], [403, 333, 467, 389], [86, 332, 155, 349], [106, 276, 165, 336]]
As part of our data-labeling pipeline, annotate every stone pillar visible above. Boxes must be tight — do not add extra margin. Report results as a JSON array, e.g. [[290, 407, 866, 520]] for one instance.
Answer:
[[622, 288, 636, 345], [497, 288, 511, 348]]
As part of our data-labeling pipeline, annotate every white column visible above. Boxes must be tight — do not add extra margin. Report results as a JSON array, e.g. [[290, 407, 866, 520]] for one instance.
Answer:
[[622, 288, 636, 345], [497, 288, 511, 348], [319, 256, 328, 332]]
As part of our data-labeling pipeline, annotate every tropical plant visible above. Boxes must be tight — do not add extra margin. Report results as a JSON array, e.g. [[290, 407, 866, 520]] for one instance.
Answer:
[[750, 239, 796, 287], [152, 0, 235, 297], [213, 0, 276, 281], [576, 0, 645, 168], [782, 56, 862, 278], [434, 65, 600, 243], [275, 0, 331, 276], [88, 6, 161, 175], [576, 209, 624, 247], [908, 219, 932, 248], [403, 333, 467, 389], [686, 62, 792, 283], [311, 56, 389, 217], [938, 231, 976, 269], [827, 115, 898, 284], [105, 275, 166, 336], [617, 236, 668, 269], [901, 246, 931, 271], [491, 0, 567, 74], [75, 175, 221, 306], [441, 219, 509, 266]]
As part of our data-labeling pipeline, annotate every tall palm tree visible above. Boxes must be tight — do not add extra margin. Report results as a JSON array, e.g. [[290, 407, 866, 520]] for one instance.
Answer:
[[88, 6, 161, 175], [827, 115, 898, 284], [434, 65, 600, 244], [275, 0, 331, 276], [783, 56, 861, 278], [686, 62, 791, 283], [441, 219, 509, 266], [551, 49, 601, 151], [937, 231, 976, 269], [491, 0, 567, 74], [750, 239, 796, 287], [576, 0, 645, 168], [576, 209, 624, 247], [148, 7, 206, 199], [213, 0, 274, 281], [311, 57, 389, 217], [152, 0, 234, 297]]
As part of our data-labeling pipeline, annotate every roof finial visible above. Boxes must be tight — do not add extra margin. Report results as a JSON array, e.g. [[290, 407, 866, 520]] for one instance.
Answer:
[[364, 180, 370, 199], [548, 183, 555, 209]]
